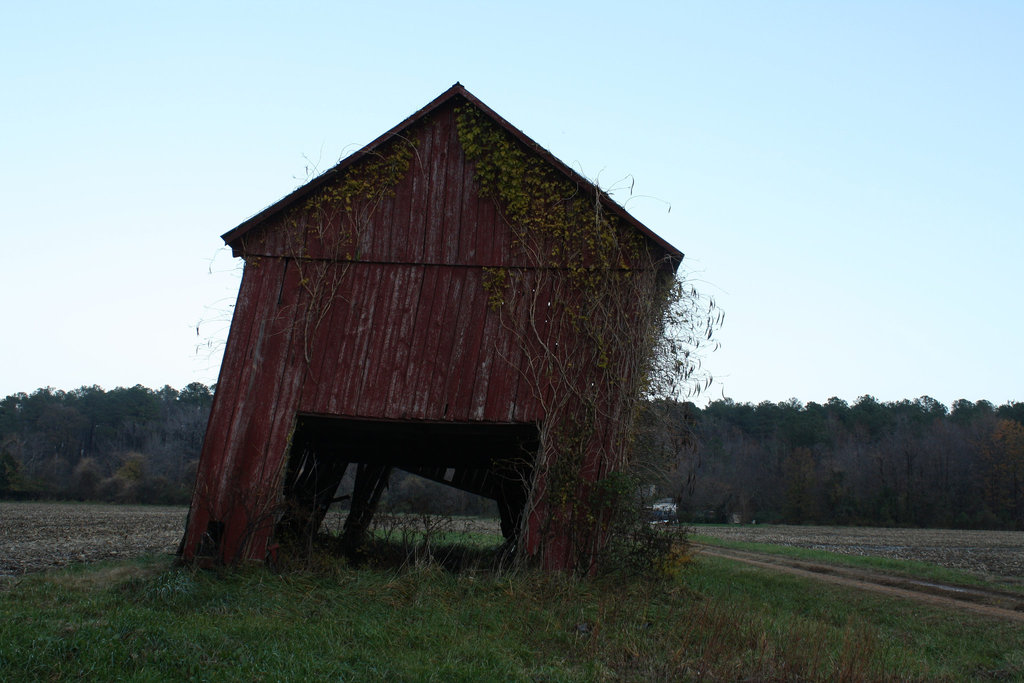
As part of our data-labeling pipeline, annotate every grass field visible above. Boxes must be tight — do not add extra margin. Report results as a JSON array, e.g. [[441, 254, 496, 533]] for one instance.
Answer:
[[3, 504, 1024, 680], [2, 554, 1023, 679]]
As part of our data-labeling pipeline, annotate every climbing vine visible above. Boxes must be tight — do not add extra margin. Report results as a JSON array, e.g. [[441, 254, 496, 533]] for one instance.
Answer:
[[456, 104, 721, 573], [239, 137, 417, 366]]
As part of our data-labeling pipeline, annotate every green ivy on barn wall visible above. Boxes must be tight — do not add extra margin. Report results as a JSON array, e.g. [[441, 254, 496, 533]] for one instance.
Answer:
[[455, 103, 718, 573]]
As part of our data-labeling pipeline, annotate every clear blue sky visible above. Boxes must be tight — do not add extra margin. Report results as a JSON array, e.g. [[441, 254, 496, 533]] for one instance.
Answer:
[[2, 1, 1022, 408]]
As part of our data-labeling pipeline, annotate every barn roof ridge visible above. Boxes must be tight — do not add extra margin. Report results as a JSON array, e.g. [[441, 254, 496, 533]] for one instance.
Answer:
[[222, 82, 682, 263]]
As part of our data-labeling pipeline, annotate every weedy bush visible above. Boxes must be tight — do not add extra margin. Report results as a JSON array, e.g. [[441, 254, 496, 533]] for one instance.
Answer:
[[583, 471, 693, 581], [144, 568, 198, 603]]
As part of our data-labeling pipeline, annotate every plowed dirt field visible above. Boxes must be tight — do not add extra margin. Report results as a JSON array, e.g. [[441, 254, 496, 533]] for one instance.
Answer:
[[3, 503, 1023, 604], [1, 502, 187, 577]]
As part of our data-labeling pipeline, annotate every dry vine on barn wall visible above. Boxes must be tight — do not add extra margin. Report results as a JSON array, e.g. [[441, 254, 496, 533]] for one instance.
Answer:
[[240, 137, 418, 367], [456, 105, 722, 573], [196, 137, 421, 561]]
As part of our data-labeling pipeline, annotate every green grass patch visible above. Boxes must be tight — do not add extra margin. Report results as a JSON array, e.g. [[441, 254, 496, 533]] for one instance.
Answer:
[[1, 553, 1022, 681], [688, 555, 1024, 680], [691, 532, 1024, 597]]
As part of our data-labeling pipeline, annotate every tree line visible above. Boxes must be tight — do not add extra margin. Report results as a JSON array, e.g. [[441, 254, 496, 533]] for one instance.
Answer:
[[3, 385, 1022, 529], [0, 384, 213, 504], [661, 396, 1024, 530], [0, 383, 495, 515]]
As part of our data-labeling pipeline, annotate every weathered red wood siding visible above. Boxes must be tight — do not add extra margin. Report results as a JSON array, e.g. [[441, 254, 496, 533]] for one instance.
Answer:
[[183, 105, 549, 562]]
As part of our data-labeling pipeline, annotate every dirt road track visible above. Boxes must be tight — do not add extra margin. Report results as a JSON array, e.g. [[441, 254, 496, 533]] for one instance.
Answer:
[[696, 543, 1024, 622]]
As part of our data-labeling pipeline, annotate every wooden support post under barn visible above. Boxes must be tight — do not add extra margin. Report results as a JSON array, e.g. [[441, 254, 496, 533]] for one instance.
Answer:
[[179, 84, 683, 572]]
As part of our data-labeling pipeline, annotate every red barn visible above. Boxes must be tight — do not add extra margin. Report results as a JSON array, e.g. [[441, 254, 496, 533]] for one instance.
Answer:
[[180, 84, 682, 571]]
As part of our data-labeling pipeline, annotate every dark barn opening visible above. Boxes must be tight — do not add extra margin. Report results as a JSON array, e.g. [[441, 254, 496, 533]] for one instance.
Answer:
[[277, 416, 538, 559]]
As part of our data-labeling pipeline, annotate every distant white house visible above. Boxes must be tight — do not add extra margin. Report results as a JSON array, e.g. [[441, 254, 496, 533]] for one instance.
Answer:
[[649, 499, 678, 522]]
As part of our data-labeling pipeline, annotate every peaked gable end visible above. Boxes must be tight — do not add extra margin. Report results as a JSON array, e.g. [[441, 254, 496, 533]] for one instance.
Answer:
[[223, 84, 682, 271]]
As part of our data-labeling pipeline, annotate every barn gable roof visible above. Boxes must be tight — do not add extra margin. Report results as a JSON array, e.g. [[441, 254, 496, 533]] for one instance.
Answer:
[[222, 83, 682, 265]]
